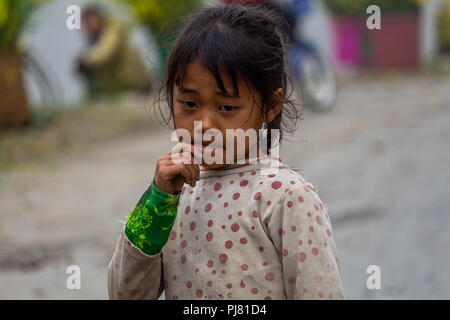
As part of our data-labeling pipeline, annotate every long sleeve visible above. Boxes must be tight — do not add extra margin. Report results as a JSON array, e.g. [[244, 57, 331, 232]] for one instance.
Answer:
[[107, 179, 180, 300], [107, 228, 164, 299], [264, 182, 345, 300]]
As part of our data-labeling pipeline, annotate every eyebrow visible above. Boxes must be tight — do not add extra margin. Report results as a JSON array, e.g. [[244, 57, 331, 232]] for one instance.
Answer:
[[179, 87, 239, 98]]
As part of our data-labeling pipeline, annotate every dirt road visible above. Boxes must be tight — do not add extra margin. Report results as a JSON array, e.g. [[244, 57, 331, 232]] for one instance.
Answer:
[[1, 73, 449, 299]]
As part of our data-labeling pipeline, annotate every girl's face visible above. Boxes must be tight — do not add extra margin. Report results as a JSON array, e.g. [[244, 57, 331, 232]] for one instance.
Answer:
[[173, 60, 281, 170]]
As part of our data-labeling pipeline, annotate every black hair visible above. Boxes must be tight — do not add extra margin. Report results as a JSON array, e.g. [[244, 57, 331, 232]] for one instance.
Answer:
[[154, 3, 303, 153]]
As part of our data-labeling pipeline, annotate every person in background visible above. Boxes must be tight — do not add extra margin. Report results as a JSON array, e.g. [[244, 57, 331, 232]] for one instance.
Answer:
[[77, 4, 152, 99]]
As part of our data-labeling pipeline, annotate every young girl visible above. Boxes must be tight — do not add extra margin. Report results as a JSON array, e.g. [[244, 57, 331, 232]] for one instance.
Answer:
[[107, 3, 345, 300]]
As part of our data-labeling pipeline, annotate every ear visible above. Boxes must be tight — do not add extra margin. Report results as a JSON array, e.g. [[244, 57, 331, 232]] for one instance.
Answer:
[[264, 88, 284, 123]]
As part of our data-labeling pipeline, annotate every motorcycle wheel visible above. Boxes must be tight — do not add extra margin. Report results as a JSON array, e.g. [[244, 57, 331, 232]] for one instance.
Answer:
[[294, 46, 338, 112]]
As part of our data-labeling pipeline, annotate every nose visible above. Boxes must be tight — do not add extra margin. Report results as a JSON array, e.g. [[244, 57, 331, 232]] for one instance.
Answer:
[[194, 108, 219, 142]]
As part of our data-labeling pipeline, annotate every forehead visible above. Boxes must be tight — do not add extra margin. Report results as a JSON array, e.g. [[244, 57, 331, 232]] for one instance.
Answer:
[[177, 60, 253, 98]]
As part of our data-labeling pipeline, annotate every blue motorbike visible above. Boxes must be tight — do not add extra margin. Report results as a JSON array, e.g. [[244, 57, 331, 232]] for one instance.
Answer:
[[283, 0, 337, 112]]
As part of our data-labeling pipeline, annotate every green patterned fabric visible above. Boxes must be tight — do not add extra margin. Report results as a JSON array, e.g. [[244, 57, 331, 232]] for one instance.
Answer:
[[125, 179, 180, 255]]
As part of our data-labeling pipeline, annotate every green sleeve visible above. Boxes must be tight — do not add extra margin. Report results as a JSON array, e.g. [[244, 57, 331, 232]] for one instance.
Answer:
[[125, 179, 180, 255]]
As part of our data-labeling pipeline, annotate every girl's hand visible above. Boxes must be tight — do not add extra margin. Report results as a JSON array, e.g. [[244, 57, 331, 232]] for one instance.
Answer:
[[154, 143, 201, 195]]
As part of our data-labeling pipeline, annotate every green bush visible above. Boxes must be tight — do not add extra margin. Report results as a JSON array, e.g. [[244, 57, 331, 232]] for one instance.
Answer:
[[0, 0, 52, 48]]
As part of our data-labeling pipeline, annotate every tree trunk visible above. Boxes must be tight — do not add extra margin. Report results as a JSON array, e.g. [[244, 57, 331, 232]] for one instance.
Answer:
[[0, 47, 30, 128]]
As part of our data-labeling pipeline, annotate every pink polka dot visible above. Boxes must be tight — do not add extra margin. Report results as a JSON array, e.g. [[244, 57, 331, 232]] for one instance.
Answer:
[[289, 276, 296, 284], [232, 193, 240, 200], [221, 225, 226, 230], [206, 232, 213, 241], [312, 247, 319, 256], [314, 275, 323, 284], [231, 223, 240, 232], [219, 253, 228, 263], [205, 203, 212, 212], [226, 283, 232, 289], [283, 249, 288, 257], [326, 229, 332, 237], [268, 174, 275, 178], [241, 264, 249, 271], [190, 222, 196, 231], [307, 212, 312, 217], [207, 281, 213, 287], [251, 288, 259, 294], [218, 194, 222, 198], [237, 210, 243, 216], [169, 231, 177, 240], [266, 200, 271, 206], [309, 226, 314, 233], [308, 239, 312, 245], [271, 181, 282, 189], [252, 210, 258, 218], [207, 260, 214, 268], [212, 270, 216, 275], [225, 240, 233, 249], [196, 289, 203, 298], [185, 206, 191, 214], [298, 196, 304, 203], [196, 197, 200, 200], [262, 261, 268, 267], [287, 201, 293, 208], [253, 192, 262, 200], [314, 204, 319, 211], [251, 171, 256, 175], [228, 214, 232, 220], [265, 296, 272, 300], [239, 173, 244, 177], [265, 272, 275, 281], [291, 226, 296, 232], [195, 267, 199, 273], [129, 289, 140, 297], [181, 240, 187, 248], [259, 246, 264, 252], [299, 240, 303, 245], [240, 282, 246, 288], [172, 295, 178, 300], [251, 226, 255, 230], [290, 180, 296, 185], [316, 216, 323, 225], [207, 220, 213, 227], [224, 202, 229, 208], [240, 237, 248, 244], [187, 280, 192, 288], [318, 291, 324, 298], [299, 252, 306, 262], [214, 183, 222, 191], [240, 180, 249, 187], [221, 269, 227, 275], [181, 255, 187, 264]]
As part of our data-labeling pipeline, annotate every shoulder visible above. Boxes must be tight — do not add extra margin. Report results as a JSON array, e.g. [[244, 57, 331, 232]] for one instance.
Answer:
[[257, 164, 321, 201], [256, 164, 329, 222]]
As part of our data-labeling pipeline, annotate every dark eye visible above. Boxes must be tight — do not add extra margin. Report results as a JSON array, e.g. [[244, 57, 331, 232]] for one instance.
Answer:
[[180, 101, 197, 109], [219, 105, 238, 112]]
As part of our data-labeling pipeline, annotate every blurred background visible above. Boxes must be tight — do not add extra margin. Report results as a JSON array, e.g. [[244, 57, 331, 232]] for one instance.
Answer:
[[0, 0, 449, 299]]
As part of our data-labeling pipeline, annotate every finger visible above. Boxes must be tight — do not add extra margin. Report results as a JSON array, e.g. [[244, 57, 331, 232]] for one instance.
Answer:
[[163, 163, 192, 186]]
